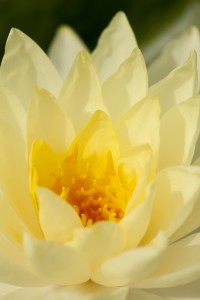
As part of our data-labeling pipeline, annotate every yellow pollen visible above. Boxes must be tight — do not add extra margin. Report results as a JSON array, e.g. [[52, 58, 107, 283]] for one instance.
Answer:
[[51, 148, 129, 226]]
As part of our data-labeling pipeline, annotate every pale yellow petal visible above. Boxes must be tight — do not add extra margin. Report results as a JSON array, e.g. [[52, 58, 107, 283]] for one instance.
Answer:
[[92, 12, 137, 82], [24, 235, 91, 285], [36, 187, 82, 243], [59, 51, 107, 132], [0, 190, 30, 243], [120, 181, 154, 249], [91, 232, 167, 286], [148, 26, 200, 86], [54, 282, 129, 300], [27, 87, 75, 153], [0, 90, 41, 237], [143, 167, 200, 243], [0, 29, 62, 108], [158, 96, 200, 170], [69, 222, 124, 268], [0, 286, 54, 300], [150, 279, 200, 300], [149, 52, 198, 115], [0, 234, 44, 286], [134, 233, 200, 288], [75, 110, 120, 170], [115, 96, 160, 154], [103, 48, 148, 121], [48, 25, 88, 80], [128, 289, 166, 300]]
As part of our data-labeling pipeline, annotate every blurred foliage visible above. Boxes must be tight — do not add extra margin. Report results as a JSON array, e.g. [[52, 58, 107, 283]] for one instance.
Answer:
[[0, 0, 197, 60]]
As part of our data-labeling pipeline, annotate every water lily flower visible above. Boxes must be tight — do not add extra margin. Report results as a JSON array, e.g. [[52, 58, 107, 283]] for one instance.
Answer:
[[0, 11, 200, 300]]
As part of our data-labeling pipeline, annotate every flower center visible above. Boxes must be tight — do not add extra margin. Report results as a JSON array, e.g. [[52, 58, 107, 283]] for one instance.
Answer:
[[31, 140, 131, 227], [52, 147, 128, 227]]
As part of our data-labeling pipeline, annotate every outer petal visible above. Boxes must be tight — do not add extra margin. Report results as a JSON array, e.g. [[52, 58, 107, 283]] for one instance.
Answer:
[[0, 233, 45, 286], [149, 279, 200, 300], [148, 26, 200, 86], [143, 166, 200, 243], [0, 29, 62, 108], [36, 188, 82, 243], [91, 232, 167, 287], [0, 285, 55, 300], [115, 96, 160, 154], [134, 233, 200, 288], [158, 96, 200, 170], [92, 11, 137, 82], [59, 51, 107, 132], [149, 52, 198, 115], [103, 48, 148, 121], [48, 25, 88, 80], [69, 222, 124, 268], [27, 87, 75, 153], [24, 235, 91, 285], [0, 88, 41, 236], [128, 289, 166, 300]]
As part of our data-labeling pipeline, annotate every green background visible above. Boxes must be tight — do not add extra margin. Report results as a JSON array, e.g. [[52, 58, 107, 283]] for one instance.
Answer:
[[0, 0, 198, 60]]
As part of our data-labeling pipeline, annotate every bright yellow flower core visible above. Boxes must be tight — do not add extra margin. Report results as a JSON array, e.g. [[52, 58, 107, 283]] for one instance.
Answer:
[[31, 140, 130, 227]]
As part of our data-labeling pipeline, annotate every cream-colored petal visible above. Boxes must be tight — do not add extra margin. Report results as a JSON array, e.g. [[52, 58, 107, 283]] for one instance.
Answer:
[[115, 96, 160, 154], [0, 29, 62, 108], [0, 233, 44, 286], [0, 286, 55, 300], [69, 222, 124, 268], [91, 232, 167, 287], [148, 26, 200, 86], [0, 282, 19, 297], [0, 89, 41, 237], [158, 96, 200, 170], [59, 51, 107, 132], [36, 188, 82, 243], [53, 282, 129, 300], [0, 190, 30, 243], [27, 87, 75, 153], [128, 289, 166, 300], [143, 166, 200, 243], [149, 279, 200, 300], [103, 48, 148, 121], [134, 233, 200, 288], [92, 11, 137, 82], [48, 25, 88, 80], [149, 52, 198, 115], [24, 235, 91, 285], [170, 169, 200, 241], [120, 180, 154, 249]]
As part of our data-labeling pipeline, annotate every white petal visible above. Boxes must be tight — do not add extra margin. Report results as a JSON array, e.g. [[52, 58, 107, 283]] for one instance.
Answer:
[[27, 87, 75, 153], [24, 235, 91, 285], [115, 96, 160, 154], [91, 232, 167, 286], [149, 52, 198, 115], [148, 26, 200, 86], [69, 222, 124, 267], [36, 188, 82, 243], [144, 166, 200, 243], [103, 48, 148, 121], [59, 51, 107, 132], [158, 96, 200, 170], [0, 89, 41, 237], [92, 11, 137, 82], [134, 233, 200, 288], [0, 29, 62, 108], [48, 25, 88, 80]]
